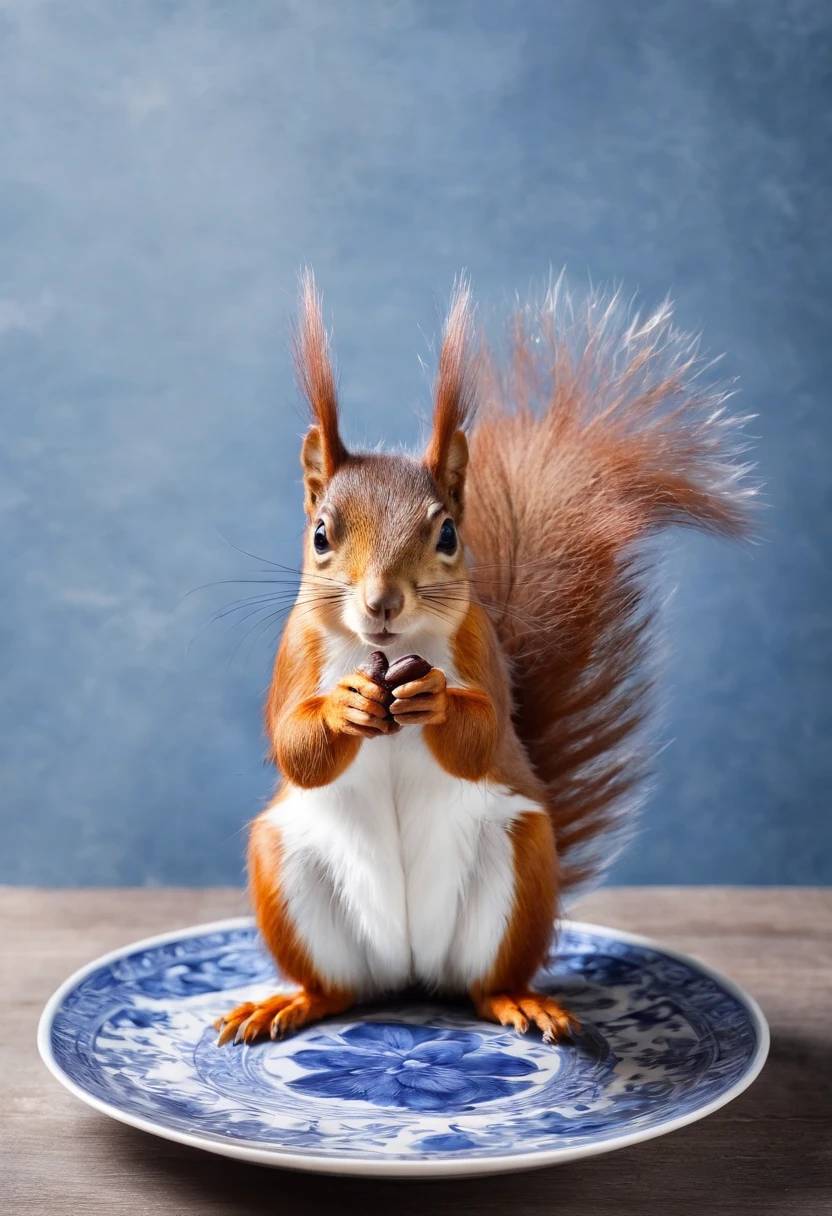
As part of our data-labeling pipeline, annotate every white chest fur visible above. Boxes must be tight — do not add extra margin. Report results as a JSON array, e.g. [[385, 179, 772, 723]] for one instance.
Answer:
[[266, 633, 541, 997]]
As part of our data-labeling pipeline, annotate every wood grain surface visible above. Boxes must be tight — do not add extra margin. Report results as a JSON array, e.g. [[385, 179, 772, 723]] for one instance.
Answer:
[[2, 887, 830, 1214]]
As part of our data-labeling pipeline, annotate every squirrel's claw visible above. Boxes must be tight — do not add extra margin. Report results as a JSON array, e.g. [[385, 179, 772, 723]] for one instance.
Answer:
[[214, 993, 296, 1045], [214, 989, 353, 1046], [473, 991, 580, 1045]]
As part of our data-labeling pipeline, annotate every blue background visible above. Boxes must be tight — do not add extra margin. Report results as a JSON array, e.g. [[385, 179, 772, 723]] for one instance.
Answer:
[[2, 0, 829, 886]]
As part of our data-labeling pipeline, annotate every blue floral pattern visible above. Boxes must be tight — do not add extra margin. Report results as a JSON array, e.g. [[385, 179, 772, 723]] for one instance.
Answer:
[[41, 920, 766, 1168], [288, 1023, 537, 1109]]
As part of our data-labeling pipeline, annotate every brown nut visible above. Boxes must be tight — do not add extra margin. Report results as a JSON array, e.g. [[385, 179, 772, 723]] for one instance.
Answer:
[[359, 650, 390, 688], [358, 651, 394, 710], [384, 654, 432, 690]]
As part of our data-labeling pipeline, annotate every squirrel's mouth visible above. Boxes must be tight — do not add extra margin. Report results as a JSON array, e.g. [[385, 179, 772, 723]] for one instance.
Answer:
[[363, 629, 399, 644]]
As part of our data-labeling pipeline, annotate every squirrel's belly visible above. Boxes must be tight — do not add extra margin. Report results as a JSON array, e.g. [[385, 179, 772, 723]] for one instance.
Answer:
[[267, 730, 542, 997]]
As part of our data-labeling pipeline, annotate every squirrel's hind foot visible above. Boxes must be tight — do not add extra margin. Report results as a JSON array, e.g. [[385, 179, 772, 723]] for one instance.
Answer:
[[214, 989, 352, 1046], [474, 991, 580, 1045]]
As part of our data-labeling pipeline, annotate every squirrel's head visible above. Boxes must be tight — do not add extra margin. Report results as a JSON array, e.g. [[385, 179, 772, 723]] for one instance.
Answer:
[[293, 271, 477, 647]]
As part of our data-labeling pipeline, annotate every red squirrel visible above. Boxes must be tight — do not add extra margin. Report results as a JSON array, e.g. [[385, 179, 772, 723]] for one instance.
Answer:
[[216, 272, 753, 1047]]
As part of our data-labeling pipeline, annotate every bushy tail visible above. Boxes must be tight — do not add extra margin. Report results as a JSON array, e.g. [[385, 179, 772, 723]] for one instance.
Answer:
[[463, 282, 756, 894]]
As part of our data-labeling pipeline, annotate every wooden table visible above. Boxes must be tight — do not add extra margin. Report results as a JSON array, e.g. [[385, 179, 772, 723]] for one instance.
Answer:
[[2, 888, 830, 1214]]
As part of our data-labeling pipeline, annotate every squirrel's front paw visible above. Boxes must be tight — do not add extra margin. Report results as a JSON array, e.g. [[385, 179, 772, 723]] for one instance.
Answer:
[[389, 667, 449, 726], [324, 671, 400, 738]]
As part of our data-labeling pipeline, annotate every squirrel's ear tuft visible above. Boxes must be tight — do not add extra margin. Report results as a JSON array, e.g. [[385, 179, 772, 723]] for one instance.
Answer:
[[424, 278, 479, 513], [292, 268, 348, 509]]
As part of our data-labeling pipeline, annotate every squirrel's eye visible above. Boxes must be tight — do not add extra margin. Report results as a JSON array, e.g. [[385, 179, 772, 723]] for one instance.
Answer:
[[313, 521, 329, 554], [437, 518, 458, 555]]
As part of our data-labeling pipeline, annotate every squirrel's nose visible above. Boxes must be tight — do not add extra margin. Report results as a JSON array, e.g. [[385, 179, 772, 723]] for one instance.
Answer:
[[363, 582, 404, 622]]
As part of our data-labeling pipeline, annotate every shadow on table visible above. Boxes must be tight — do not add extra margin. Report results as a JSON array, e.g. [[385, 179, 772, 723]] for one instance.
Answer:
[[105, 1031, 831, 1216]]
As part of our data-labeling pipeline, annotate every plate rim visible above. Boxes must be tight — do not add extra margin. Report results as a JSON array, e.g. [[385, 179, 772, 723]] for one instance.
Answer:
[[37, 914, 770, 1178]]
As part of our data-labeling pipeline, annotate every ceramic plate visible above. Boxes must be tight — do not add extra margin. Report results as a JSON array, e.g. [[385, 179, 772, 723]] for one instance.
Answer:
[[38, 917, 768, 1178]]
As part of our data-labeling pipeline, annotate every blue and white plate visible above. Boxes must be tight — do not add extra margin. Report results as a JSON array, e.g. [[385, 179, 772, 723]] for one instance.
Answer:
[[38, 918, 768, 1177]]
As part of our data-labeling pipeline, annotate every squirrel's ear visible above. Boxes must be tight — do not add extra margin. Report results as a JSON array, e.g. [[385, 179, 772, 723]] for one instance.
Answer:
[[424, 278, 478, 514], [440, 430, 469, 513], [300, 427, 328, 516], [292, 268, 347, 511]]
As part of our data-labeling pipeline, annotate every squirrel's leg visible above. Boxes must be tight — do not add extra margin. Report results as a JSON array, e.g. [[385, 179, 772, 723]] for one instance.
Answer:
[[215, 808, 355, 1045], [469, 810, 580, 1045]]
